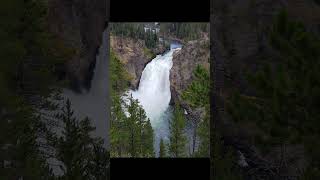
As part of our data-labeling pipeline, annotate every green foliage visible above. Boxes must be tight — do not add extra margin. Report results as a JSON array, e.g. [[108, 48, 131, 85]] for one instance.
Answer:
[[0, 0, 70, 98], [1, 0, 108, 179], [227, 9, 320, 178], [110, 23, 145, 40], [110, 23, 158, 49], [110, 46, 154, 157], [0, 0, 75, 179], [159, 138, 168, 158], [110, 94, 154, 157], [110, 94, 128, 157], [125, 95, 142, 157], [213, 134, 244, 180], [143, 47, 156, 59], [110, 50, 132, 94], [141, 119, 154, 157], [48, 99, 108, 179], [168, 104, 187, 157], [144, 30, 158, 49], [182, 65, 210, 157], [89, 140, 110, 180], [160, 23, 209, 41], [182, 65, 210, 108], [0, 101, 55, 179], [195, 107, 210, 157]]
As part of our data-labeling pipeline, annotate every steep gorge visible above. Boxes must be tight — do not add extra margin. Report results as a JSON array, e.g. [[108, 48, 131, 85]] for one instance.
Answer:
[[111, 34, 210, 113]]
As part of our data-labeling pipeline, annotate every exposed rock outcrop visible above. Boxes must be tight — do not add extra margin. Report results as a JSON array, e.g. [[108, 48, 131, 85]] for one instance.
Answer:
[[110, 36, 152, 89], [170, 38, 210, 108], [47, 0, 106, 91]]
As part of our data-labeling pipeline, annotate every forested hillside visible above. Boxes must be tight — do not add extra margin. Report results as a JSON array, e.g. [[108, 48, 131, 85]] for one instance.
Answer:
[[110, 50, 155, 157], [0, 0, 108, 179], [160, 23, 209, 41], [110, 51, 210, 157], [212, 0, 320, 179]]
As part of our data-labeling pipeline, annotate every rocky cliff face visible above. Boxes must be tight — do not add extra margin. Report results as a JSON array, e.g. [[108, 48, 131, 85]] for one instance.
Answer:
[[110, 36, 152, 89], [47, 0, 106, 91], [170, 38, 210, 107], [111, 33, 210, 110]]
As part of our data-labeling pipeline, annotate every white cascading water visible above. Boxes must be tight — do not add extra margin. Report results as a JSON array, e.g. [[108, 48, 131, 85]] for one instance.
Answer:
[[131, 51, 172, 125], [127, 46, 181, 154]]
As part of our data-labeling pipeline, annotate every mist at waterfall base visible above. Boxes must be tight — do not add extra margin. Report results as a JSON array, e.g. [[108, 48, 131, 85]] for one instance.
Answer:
[[63, 30, 109, 148], [126, 44, 182, 156]]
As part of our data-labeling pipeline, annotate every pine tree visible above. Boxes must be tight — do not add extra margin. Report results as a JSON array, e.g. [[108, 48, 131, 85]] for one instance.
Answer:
[[48, 99, 108, 179], [121, 94, 155, 157], [168, 104, 187, 157], [110, 94, 129, 157], [141, 119, 154, 157], [137, 105, 147, 156], [125, 95, 140, 157], [182, 65, 210, 157], [89, 139, 109, 180], [214, 133, 244, 180], [109, 49, 132, 157], [226, 10, 320, 178], [159, 138, 167, 158], [110, 50, 155, 157], [49, 99, 88, 179], [196, 106, 210, 157], [0, 0, 73, 178], [182, 65, 210, 108], [0, 102, 55, 179]]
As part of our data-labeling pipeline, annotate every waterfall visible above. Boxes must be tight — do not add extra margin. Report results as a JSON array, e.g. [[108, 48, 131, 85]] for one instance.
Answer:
[[128, 46, 181, 155], [46, 29, 109, 176], [63, 29, 109, 148]]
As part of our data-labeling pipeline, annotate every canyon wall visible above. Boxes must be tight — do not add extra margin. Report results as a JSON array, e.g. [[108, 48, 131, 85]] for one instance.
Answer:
[[110, 36, 152, 89], [170, 38, 210, 108], [47, 0, 107, 91]]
